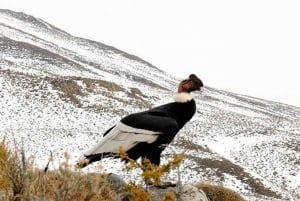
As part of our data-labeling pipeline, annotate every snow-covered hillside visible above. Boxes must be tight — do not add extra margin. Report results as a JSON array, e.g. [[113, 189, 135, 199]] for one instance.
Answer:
[[0, 9, 299, 201]]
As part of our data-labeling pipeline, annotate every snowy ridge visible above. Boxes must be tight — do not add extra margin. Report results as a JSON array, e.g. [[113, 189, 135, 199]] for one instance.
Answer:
[[0, 9, 175, 90], [0, 9, 299, 201]]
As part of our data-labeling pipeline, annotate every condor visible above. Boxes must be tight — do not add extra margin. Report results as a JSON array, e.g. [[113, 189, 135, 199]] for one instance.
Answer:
[[77, 74, 203, 168]]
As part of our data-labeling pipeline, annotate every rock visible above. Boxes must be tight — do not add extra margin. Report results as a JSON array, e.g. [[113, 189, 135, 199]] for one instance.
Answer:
[[106, 173, 131, 201], [179, 185, 210, 201], [105, 174, 211, 201], [107, 173, 127, 193]]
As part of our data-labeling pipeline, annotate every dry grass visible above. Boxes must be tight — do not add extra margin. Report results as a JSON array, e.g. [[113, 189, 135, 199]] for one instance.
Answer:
[[196, 183, 245, 201], [50, 78, 84, 105], [0, 139, 119, 201], [33, 170, 118, 201], [82, 78, 125, 93], [49, 76, 153, 110]]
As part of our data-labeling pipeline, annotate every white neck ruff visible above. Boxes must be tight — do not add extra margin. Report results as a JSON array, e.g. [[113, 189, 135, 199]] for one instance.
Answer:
[[175, 92, 193, 103]]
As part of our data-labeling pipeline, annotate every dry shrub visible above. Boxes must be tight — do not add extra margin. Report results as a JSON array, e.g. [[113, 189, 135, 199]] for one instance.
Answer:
[[163, 192, 176, 201], [0, 139, 12, 191], [120, 147, 185, 187], [120, 147, 183, 201], [196, 183, 245, 201], [122, 182, 150, 201], [0, 139, 33, 201], [34, 170, 118, 201], [0, 140, 119, 201]]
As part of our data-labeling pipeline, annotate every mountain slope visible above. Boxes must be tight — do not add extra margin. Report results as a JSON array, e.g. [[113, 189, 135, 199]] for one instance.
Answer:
[[0, 9, 299, 201]]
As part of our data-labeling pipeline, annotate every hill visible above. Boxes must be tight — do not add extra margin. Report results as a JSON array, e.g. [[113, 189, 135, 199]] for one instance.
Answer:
[[0, 9, 299, 200]]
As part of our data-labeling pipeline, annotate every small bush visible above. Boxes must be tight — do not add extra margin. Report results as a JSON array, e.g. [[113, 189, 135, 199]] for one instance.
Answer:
[[120, 147, 185, 187], [0, 139, 31, 201], [119, 147, 183, 201], [33, 169, 118, 201], [196, 183, 245, 201]]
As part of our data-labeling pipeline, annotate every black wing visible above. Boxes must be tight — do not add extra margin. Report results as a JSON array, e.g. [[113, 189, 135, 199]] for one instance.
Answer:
[[84, 108, 178, 157]]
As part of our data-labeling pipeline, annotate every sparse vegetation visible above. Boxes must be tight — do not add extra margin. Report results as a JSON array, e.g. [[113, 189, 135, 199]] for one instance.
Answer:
[[0, 139, 118, 201], [196, 183, 245, 201], [50, 78, 84, 105], [0, 139, 249, 201], [119, 147, 185, 187], [119, 147, 182, 200], [48, 76, 153, 110], [82, 78, 125, 93]]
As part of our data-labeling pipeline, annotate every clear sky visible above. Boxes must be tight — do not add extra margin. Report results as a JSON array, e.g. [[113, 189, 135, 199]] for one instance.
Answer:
[[2, 0, 300, 107]]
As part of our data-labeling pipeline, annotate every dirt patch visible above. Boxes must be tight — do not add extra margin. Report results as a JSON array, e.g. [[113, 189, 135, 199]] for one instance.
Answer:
[[50, 78, 83, 105], [82, 78, 125, 93], [173, 138, 212, 153], [187, 156, 282, 199]]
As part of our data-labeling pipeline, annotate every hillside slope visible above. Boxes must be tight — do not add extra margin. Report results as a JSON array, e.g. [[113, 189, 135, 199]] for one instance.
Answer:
[[0, 9, 299, 201]]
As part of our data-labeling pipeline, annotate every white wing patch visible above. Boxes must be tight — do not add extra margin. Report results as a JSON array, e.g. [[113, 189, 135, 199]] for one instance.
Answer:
[[85, 122, 160, 156]]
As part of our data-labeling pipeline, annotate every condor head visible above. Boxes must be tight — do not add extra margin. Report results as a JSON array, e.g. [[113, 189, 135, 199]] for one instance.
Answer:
[[178, 74, 203, 93]]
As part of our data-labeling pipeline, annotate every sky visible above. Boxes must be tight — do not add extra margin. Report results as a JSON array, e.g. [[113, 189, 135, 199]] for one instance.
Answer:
[[2, 0, 300, 107]]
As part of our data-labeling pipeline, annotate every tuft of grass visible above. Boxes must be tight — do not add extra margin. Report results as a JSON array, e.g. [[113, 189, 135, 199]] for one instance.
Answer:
[[196, 183, 246, 201], [33, 170, 118, 201], [0, 138, 11, 191], [0, 139, 31, 201]]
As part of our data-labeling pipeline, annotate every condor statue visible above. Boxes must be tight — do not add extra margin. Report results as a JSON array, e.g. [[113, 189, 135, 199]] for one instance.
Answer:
[[77, 74, 203, 168]]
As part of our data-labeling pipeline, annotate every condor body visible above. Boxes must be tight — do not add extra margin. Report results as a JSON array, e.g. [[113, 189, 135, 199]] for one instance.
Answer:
[[77, 74, 203, 168]]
